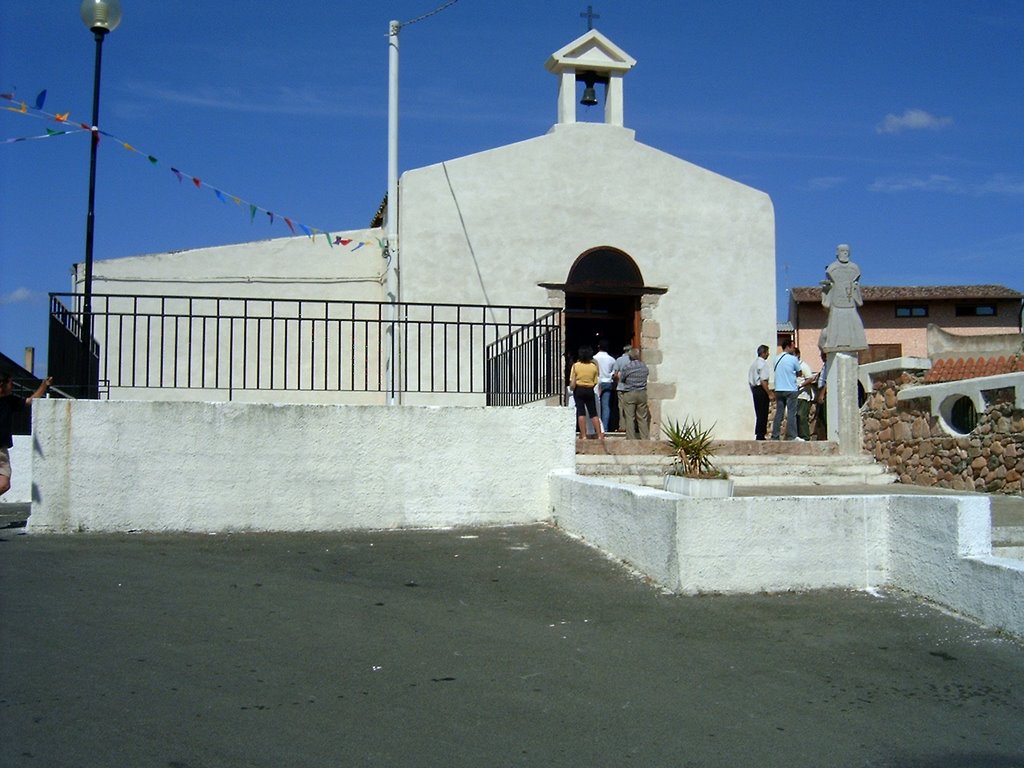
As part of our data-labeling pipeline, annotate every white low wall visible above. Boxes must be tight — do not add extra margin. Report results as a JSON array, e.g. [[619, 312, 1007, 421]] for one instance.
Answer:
[[552, 474, 1024, 638], [548, 473, 683, 590], [552, 474, 888, 593], [29, 400, 575, 533], [888, 495, 1024, 637]]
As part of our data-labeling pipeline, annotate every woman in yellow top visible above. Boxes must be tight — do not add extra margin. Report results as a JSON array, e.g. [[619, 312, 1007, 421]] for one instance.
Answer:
[[569, 346, 605, 440]]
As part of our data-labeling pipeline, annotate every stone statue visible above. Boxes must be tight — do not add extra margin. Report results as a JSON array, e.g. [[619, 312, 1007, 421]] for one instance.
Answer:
[[819, 244, 868, 353]]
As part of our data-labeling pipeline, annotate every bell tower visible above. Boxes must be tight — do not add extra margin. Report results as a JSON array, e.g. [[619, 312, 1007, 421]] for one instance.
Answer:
[[545, 29, 637, 127]]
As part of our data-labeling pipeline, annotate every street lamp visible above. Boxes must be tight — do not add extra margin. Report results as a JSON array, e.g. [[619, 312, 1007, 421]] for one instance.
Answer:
[[79, 0, 121, 399]]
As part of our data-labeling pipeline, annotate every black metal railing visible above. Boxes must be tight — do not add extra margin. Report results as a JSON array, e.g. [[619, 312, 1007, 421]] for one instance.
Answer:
[[48, 296, 100, 399], [485, 315, 564, 406], [48, 293, 563, 403]]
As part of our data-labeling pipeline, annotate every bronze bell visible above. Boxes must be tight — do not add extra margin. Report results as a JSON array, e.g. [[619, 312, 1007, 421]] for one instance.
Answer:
[[580, 85, 598, 106]]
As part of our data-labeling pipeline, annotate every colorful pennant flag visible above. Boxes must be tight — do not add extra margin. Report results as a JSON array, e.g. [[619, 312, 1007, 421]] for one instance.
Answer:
[[2, 129, 76, 144], [2, 90, 379, 253]]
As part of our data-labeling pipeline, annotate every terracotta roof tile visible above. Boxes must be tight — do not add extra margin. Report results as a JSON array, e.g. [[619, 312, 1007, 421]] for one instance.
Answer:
[[790, 284, 1023, 303], [923, 355, 1023, 383]]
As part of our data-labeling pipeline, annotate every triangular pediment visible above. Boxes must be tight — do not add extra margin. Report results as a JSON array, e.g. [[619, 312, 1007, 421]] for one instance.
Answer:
[[545, 29, 636, 75]]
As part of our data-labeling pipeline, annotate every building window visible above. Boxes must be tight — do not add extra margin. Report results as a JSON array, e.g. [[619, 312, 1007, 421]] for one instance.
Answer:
[[955, 304, 997, 317], [949, 396, 979, 435], [895, 305, 928, 318]]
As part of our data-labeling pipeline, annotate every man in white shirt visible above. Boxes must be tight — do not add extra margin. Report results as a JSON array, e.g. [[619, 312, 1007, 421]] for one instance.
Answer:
[[593, 339, 617, 433], [747, 344, 770, 440]]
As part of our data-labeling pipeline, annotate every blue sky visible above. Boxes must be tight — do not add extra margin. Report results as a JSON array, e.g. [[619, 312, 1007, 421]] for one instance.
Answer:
[[2, 0, 1022, 370]]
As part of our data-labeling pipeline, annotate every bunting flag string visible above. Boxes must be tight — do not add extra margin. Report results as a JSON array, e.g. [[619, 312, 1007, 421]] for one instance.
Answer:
[[2, 128, 81, 144], [2, 90, 382, 253]]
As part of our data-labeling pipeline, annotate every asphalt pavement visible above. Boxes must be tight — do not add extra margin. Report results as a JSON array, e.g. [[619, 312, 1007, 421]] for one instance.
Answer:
[[1, 523, 1022, 767]]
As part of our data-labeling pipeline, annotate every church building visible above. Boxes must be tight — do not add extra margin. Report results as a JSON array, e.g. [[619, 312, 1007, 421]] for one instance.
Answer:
[[74, 29, 776, 440]]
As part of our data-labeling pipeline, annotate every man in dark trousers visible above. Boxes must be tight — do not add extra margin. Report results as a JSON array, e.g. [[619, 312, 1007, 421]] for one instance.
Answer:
[[770, 341, 803, 441], [747, 344, 771, 440], [0, 373, 52, 497]]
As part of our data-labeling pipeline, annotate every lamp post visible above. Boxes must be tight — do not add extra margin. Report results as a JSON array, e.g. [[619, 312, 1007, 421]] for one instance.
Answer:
[[79, 0, 121, 399]]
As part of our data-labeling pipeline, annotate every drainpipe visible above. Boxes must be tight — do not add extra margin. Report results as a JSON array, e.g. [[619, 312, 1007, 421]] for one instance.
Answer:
[[385, 19, 400, 405]]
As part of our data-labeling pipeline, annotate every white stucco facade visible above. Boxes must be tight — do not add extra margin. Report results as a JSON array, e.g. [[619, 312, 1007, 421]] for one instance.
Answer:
[[398, 121, 775, 437], [79, 229, 386, 303], [75, 31, 775, 435]]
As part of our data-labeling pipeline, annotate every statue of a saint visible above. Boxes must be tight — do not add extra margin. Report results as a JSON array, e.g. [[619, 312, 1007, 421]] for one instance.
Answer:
[[818, 244, 868, 353]]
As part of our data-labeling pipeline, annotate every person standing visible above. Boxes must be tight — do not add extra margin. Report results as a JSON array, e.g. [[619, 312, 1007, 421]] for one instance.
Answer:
[[612, 344, 631, 432], [569, 346, 604, 441], [616, 347, 650, 440], [747, 344, 771, 440], [593, 339, 616, 433], [795, 348, 818, 440], [0, 373, 53, 497], [770, 341, 803, 441], [814, 350, 829, 440]]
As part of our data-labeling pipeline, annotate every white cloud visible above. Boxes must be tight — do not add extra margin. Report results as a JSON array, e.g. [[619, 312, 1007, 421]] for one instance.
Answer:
[[975, 174, 1024, 195], [806, 176, 846, 190], [119, 80, 380, 118], [876, 109, 954, 134], [868, 173, 1024, 196], [0, 287, 38, 305], [868, 174, 959, 193]]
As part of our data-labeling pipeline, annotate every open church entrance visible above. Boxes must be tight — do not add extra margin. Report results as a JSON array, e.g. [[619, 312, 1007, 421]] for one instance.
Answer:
[[563, 248, 645, 432]]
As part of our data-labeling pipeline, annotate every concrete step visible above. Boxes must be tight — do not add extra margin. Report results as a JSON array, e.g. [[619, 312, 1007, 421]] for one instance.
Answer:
[[576, 439, 840, 457], [576, 452, 882, 468], [991, 496, 1024, 528], [575, 450, 895, 487], [720, 460, 889, 476], [730, 472, 896, 488], [993, 546, 1024, 559], [992, 526, 1024, 548], [586, 473, 897, 489], [0, 502, 30, 531], [576, 454, 669, 469], [715, 454, 879, 466]]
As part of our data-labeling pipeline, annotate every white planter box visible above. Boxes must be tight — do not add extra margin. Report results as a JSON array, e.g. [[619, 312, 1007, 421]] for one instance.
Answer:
[[663, 474, 735, 498]]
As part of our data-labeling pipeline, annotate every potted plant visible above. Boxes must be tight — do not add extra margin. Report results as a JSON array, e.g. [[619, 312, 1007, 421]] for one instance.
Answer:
[[661, 417, 734, 498]]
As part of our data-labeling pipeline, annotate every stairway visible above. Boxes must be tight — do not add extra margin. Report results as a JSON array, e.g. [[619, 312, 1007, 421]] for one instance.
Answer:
[[992, 495, 1024, 559], [574, 437, 896, 489]]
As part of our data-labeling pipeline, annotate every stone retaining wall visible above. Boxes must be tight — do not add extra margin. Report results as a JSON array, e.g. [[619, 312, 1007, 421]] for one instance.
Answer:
[[863, 371, 1024, 494]]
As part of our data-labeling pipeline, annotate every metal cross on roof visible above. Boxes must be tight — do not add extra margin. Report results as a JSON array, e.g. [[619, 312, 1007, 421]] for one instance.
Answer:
[[580, 5, 600, 30]]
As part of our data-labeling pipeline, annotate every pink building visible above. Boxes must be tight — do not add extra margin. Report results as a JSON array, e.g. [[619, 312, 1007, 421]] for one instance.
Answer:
[[789, 285, 1023, 363]]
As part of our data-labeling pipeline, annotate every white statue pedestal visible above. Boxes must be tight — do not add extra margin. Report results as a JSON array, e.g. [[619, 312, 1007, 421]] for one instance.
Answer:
[[826, 351, 862, 456]]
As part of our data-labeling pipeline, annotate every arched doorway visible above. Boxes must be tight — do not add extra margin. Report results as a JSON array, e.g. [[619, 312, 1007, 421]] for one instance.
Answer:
[[539, 247, 663, 431], [563, 248, 644, 366]]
